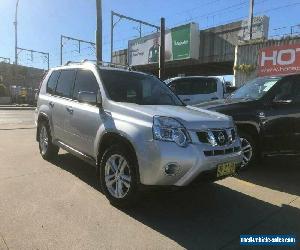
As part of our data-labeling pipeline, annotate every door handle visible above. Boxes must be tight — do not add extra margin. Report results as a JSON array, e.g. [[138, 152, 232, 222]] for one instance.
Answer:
[[211, 97, 218, 100], [49, 101, 54, 108], [66, 106, 73, 114], [183, 98, 190, 102]]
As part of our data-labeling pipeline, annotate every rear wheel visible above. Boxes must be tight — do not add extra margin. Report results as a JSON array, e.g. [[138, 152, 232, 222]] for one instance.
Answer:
[[38, 121, 59, 161], [100, 145, 139, 208], [239, 131, 256, 170]]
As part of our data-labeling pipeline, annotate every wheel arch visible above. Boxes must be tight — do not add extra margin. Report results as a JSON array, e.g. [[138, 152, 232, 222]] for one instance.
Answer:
[[236, 122, 260, 150], [97, 132, 140, 183]]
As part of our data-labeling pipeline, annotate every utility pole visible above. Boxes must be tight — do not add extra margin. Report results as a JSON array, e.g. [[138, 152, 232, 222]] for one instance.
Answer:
[[14, 0, 20, 65], [110, 11, 114, 63], [248, 0, 254, 39], [159, 18, 165, 79], [96, 0, 102, 62], [60, 35, 63, 65]]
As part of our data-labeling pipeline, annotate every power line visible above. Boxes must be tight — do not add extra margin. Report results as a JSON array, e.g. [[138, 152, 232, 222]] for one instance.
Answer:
[[60, 35, 95, 65], [17, 47, 49, 69]]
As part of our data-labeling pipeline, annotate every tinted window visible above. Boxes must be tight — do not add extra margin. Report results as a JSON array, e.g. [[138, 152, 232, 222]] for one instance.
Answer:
[[173, 78, 218, 95], [100, 69, 183, 106], [46, 71, 60, 94], [73, 70, 99, 100], [55, 70, 76, 98], [274, 76, 300, 102]]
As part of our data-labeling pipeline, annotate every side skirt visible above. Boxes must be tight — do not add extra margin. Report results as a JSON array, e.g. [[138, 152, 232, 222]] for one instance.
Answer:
[[55, 140, 97, 168]]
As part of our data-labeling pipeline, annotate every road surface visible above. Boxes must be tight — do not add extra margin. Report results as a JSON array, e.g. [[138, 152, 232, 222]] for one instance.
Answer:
[[0, 110, 35, 129], [0, 110, 299, 249]]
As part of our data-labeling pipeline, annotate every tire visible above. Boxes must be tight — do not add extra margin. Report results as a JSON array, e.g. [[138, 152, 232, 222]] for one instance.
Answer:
[[239, 130, 257, 170], [99, 145, 139, 208], [38, 121, 59, 161]]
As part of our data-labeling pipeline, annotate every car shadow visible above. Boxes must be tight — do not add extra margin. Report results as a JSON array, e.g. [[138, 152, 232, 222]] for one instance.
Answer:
[[238, 156, 300, 197], [51, 152, 300, 250]]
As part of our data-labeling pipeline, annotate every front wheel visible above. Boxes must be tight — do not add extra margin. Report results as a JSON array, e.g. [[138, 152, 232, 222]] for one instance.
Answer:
[[100, 145, 139, 208], [239, 131, 256, 170]]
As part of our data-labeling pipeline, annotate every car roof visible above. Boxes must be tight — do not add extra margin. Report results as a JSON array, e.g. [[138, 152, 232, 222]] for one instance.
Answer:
[[165, 76, 221, 84]]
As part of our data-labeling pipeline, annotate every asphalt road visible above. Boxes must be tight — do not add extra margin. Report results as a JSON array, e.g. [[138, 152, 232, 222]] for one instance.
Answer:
[[0, 110, 35, 129], [0, 110, 299, 250]]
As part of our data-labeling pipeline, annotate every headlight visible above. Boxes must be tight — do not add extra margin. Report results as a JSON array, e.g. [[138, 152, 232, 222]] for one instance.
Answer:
[[153, 116, 190, 147]]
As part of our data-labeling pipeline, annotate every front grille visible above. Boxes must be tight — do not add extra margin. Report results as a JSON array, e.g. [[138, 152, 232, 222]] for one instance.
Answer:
[[197, 128, 236, 146], [204, 146, 241, 157], [212, 130, 229, 146]]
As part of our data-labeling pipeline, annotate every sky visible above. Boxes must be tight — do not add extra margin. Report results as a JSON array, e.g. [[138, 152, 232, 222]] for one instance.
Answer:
[[0, 0, 300, 70]]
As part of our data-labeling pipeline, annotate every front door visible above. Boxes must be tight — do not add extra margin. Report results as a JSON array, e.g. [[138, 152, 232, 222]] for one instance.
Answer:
[[261, 76, 300, 154], [67, 69, 102, 156]]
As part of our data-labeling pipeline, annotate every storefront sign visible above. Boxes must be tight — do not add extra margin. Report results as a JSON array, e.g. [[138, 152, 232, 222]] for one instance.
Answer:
[[258, 44, 300, 76]]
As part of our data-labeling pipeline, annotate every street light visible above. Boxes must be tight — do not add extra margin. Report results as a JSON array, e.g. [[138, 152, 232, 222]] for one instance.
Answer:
[[14, 0, 20, 65]]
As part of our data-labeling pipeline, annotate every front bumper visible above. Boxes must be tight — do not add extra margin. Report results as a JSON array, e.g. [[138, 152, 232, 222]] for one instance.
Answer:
[[137, 139, 243, 186]]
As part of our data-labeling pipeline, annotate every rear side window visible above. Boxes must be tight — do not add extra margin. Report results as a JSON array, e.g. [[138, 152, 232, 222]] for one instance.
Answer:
[[46, 71, 60, 94], [73, 70, 99, 100], [55, 70, 76, 98], [173, 78, 218, 95]]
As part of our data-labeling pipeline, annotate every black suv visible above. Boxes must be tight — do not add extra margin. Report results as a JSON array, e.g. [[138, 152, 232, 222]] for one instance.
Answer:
[[196, 74, 300, 168]]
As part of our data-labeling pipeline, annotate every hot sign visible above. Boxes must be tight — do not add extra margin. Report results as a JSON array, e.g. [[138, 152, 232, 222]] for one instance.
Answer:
[[258, 44, 300, 76]]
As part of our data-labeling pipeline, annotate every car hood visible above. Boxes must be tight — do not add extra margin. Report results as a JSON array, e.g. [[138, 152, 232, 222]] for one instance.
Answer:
[[109, 102, 233, 130], [194, 98, 251, 110]]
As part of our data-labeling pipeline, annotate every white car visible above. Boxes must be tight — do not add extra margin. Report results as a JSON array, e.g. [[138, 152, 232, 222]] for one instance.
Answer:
[[165, 76, 228, 105]]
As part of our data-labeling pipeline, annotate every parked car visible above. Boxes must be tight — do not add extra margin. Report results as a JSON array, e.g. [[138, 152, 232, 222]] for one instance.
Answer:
[[196, 74, 300, 169], [165, 76, 228, 105], [35, 61, 242, 207]]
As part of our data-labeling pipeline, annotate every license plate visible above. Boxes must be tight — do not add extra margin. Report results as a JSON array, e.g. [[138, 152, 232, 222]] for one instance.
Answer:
[[217, 162, 236, 177]]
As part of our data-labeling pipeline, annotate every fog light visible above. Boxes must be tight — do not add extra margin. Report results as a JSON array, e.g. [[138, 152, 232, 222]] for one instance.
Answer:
[[164, 163, 180, 176]]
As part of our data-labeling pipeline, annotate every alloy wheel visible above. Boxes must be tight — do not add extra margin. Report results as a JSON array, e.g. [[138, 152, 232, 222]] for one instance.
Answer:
[[240, 137, 253, 168], [39, 126, 49, 155], [104, 154, 131, 199]]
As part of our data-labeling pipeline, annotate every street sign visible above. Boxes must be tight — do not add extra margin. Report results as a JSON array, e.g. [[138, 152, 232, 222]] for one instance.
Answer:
[[258, 44, 300, 76]]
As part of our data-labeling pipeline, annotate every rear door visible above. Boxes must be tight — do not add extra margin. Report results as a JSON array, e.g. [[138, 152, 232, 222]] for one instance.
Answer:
[[52, 69, 76, 143], [67, 69, 102, 155], [262, 76, 300, 154], [44, 70, 60, 138]]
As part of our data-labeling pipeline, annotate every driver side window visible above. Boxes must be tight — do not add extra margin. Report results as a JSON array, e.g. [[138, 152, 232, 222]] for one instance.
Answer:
[[273, 80, 293, 101], [273, 76, 300, 103]]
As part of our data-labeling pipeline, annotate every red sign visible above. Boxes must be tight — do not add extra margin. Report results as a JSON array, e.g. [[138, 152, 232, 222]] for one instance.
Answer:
[[258, 44, 300, 76]]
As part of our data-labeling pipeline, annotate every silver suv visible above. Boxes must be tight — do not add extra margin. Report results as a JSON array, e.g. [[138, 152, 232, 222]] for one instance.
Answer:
[[35, 61, 243, 207]]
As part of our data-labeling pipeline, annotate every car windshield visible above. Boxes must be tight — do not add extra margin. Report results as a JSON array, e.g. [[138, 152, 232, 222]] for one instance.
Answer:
[[230, 77, 281, 100], [99, 69, 184, 106]]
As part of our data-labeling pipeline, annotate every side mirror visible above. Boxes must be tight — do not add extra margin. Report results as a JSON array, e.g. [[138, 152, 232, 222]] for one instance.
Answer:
[[78, 91, 100, 106]]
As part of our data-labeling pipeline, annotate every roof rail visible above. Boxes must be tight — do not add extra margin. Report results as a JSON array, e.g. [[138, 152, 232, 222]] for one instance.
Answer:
[[64, 59, 135, 71]]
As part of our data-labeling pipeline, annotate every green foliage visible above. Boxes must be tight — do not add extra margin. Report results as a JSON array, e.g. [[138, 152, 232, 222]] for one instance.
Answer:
[[234, 64, 256, 75]]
